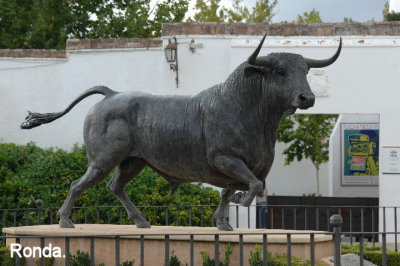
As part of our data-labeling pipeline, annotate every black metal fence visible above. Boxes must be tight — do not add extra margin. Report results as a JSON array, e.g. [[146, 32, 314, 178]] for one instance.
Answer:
[[1, 214, 398, 266], [2, 202, 398, 244]]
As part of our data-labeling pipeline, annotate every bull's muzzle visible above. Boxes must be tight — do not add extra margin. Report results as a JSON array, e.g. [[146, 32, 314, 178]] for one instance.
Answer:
[[297, 93, 315, 109]]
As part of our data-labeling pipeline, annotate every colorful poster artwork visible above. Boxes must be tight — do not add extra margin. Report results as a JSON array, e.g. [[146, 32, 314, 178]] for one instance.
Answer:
[[341, 123, 379, 186]]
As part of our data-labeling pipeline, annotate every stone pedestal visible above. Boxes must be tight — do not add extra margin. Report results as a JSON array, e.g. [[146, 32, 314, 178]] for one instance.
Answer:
[[3, 224, 333, 265]]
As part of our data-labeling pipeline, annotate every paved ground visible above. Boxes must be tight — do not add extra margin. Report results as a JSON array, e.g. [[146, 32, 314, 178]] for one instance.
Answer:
[[338, 254, 376, 266]]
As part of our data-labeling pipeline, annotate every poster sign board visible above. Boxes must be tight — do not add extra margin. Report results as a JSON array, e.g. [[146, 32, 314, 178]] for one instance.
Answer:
[[382, 146, 400, 174], [341, 123, 379, 186]]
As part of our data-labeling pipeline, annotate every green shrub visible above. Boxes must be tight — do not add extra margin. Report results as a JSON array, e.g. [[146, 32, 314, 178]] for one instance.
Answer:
[[35, 256, 55, 266], [120, 260, 135, 266], [0, 143, 220, 228], [170, 251, 181, 266], [385, 12, 400, 21], [0, 244, 26, 266], [200, 243, 233, 266], [69, 250, 91, 266], [249, 245, 263, 266], [342, 244, 400, 266], [249, 244, 323, 266]]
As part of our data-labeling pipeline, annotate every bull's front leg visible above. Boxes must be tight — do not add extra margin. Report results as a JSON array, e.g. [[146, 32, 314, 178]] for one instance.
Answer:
[[213, 155, 263, 207], [214, 188, 235, 231]]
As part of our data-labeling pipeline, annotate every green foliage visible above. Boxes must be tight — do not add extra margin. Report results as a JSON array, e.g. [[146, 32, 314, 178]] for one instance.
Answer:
[[248, 0, 277, 23], [0, 0, 189, 49], [223, 0, 249, 22], [191, 0, 226, 22], [120, 259, 135, 266], [342, 244, 400, 266], [277, 114, 338, 195], [0, 244, 26, 266], [249, 244, 263, 266], [249, 245, 320, 266], [191, 0, 277, 23], [151, 0, 189, 36], [0, 0, 70, 49], [343, 17, 355, 23], [69, 250, 113, 266], [278, 114, 337, 166], [36, 256, 55, 266], [0, 142, 220, 227], [383, 1, 390, 19], [295, 8, 322, 24], [170, 251, 181, 266], [69, 250, 91, 266], [200, 243, 233, 266], [385, 12, 400, 21]]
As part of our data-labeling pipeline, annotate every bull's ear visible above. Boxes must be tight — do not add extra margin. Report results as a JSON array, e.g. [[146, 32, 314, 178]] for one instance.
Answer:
[[244, 66, 269, 78]]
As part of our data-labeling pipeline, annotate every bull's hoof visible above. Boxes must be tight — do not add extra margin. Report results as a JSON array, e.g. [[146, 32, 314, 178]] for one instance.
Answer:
[[240, 197, 253, 207], [228, 192, 243, 204], [59, 218, 75, 228], [217, 220, 233, 231], [135, 217, 151, 228]]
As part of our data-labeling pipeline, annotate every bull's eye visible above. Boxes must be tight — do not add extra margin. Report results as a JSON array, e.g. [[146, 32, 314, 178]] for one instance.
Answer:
[[276, 68, 285, 76]]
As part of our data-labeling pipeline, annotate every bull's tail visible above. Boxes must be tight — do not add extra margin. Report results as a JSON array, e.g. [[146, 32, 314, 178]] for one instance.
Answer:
[[20, 86, 116, 129]]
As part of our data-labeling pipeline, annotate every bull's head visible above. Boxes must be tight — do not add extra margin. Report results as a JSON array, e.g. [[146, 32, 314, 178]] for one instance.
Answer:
[[244, 34, 342, 114]]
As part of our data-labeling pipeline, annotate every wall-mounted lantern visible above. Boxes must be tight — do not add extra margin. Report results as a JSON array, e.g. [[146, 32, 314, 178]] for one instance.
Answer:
[[164, 37, 198, 88], [164, 37, 179, 87]]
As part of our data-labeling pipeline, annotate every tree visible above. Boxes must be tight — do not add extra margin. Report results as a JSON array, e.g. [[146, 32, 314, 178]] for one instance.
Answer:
[[295, 8, 322, 24], [151, 0, 189, 36], [383, 1, 389, 18], [191, 0, 226, 22], [0, 0, 189, 49], [224, 0, 250, 22], [277, 114, 338, 195], [248, 0, 277, 23], [191, 0, 277, 23], [0, 0, 70, 49], [343, 17, 355, 23]]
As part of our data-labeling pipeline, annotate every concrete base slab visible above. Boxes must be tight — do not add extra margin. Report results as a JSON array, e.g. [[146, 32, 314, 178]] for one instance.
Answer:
[[3, 224, 333, 266]]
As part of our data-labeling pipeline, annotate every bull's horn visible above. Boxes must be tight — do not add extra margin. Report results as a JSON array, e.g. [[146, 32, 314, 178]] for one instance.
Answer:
[[304, 37, 342, 68], [247, 34, 267, 65]]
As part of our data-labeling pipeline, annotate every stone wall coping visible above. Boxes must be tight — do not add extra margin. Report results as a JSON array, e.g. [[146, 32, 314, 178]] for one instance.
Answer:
[[66, 38, 162, 50], [162, 22, 400, 37], [0, 49, 66, 58], [3, 22, 400, 58], [3, 224, 332, 243]]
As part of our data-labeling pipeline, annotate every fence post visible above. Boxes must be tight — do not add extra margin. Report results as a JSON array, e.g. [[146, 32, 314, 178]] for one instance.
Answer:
[[36, 199, 43, 225], [330, 214, 343, 266]]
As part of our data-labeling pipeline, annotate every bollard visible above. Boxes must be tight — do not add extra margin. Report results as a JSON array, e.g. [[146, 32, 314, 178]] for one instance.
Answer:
[[36, 199, 43, 225], [330, 214, 343, 266]]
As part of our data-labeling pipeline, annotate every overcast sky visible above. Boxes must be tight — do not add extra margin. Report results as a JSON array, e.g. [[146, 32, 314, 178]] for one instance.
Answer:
[[269, 0, 388, 23], [177, 0, 389, 23]]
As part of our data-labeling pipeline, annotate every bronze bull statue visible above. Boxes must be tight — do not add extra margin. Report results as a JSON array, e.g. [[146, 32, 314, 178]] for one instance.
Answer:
[[21, 35, 342, 230]]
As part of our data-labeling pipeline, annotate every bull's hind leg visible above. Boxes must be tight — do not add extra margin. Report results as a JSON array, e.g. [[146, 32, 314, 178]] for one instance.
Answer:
[[107, 157, 150, 228], [58, 165, 112, 228], [214, 188, 235, 231]]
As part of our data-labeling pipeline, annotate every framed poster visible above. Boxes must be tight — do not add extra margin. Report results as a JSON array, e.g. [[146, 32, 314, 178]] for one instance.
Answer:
[[382, 146, 400, 174], [341, 123, 379, 186]]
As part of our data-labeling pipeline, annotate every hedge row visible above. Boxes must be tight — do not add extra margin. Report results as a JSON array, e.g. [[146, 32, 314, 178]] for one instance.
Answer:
[[0, 143, 220, 226], [342, 244, 400, 266]]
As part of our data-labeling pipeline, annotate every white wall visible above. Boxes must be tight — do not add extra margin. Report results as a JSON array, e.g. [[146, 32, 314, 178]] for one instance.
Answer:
[[0, 48, 163, 149]]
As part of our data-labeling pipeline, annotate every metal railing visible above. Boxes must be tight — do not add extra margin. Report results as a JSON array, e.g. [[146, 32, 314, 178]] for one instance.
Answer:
[[1, 215, 398, 266], [1, 203, 393, 238]]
